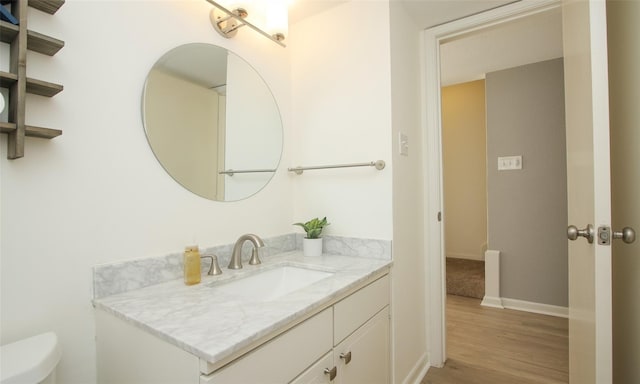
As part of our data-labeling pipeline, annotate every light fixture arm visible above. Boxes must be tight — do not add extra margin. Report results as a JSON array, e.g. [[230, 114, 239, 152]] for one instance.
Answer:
[[210, 7, 248, 38], [206, 0, 286, 47]]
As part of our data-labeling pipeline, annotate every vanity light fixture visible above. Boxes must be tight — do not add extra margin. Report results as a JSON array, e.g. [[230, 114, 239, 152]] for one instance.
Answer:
[[206, 0, 287, 47]]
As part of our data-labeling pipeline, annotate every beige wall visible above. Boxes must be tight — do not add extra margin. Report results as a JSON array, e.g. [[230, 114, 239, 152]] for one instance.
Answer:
[[145, 69, 220, 199], [486, 58, 568, 307], [607, 0, 640, 381], [442, 80, 488, 261]]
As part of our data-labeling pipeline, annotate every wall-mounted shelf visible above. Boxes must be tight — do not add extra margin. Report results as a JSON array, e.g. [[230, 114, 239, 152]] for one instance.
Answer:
[[0, 71, 63, 97], [0, 121, 62, 138], [1, 21, 64, 55], [27, 0, 64, 15], [0, 0, 65, 159]]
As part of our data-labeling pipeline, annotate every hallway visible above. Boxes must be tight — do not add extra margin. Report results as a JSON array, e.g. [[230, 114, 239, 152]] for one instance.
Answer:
[[421, 295, 568, 384]]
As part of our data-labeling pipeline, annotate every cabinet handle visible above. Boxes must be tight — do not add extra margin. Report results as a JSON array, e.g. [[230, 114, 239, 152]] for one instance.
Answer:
[[339, 351, 352, 365], [324, 366, 337, 381]]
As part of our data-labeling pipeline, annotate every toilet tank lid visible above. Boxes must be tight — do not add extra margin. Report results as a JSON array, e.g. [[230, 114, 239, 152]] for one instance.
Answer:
[[0, 332, 61, 384]]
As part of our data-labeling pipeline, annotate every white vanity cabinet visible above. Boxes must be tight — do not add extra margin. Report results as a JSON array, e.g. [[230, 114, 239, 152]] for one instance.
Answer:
[[291, 307, 390, 384], [202, 274, 390, 383], [96, 273, 390, 384], [290, 275, 390, 384]]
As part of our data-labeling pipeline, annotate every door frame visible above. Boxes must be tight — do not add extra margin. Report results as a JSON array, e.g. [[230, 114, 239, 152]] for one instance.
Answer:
[[421, 0, 562, 367]]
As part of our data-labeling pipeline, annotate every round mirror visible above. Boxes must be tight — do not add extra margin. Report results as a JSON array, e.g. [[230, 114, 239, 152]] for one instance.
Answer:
[[142, 43, 283, 201]]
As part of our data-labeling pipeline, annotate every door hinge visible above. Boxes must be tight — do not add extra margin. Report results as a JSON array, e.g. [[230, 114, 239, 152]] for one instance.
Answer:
[[437, 212, 442, 222]]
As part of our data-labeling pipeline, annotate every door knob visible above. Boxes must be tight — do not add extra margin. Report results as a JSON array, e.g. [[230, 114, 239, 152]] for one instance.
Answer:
[[567, 224, 595, 243], [613, 227, 636, 244]]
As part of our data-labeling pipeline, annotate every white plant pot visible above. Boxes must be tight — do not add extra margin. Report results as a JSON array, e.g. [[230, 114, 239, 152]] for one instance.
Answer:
[[303, 238, 323, 257]]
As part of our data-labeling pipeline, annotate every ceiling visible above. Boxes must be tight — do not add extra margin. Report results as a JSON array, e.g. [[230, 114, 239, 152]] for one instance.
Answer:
[[440, 6, 563, 85], [290, 0, 563, 86], [290, 0, 515, 28], [399, 0, 516, 29], [154, 44, 228, 90]]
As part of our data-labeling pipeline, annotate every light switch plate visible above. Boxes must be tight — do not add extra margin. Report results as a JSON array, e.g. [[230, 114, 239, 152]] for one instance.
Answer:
[[399, 132, 409, 156], [497, 155, 522, 170]]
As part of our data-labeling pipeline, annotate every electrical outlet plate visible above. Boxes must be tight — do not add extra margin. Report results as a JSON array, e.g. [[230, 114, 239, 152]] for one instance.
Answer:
[[497, 155, 522, 170]]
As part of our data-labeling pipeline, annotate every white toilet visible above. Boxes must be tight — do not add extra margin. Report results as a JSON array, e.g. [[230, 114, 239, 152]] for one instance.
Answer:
[[0, 332, 61, 384]]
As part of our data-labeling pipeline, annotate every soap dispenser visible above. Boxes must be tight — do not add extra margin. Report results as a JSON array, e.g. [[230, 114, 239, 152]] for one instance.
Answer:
[[184, 245, 201, 285]]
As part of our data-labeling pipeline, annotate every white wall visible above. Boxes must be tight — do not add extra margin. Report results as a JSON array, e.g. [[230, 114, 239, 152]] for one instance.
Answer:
[[225, 52, 283, 201], [389, 2, 429, 382], [1, 1, 427, 383], [0, 2, 292, 383], [289, 1, 393, 240], [291, 2, 430, 383]]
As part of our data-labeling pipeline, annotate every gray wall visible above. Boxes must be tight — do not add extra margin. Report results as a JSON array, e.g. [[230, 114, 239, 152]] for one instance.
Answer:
[[486, 58, 568, 307]]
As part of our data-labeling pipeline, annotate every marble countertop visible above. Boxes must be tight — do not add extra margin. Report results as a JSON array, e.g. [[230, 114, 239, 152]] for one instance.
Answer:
[[93, 250, 392, 366]]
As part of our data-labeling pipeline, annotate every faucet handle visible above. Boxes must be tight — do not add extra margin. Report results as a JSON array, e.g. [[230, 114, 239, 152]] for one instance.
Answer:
[[248, 248, 261, 265], [201, 254, 223, 275]]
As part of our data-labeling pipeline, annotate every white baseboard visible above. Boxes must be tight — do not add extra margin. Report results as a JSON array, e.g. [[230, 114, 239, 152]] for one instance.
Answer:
[[403, 352, 429, 384], [484, 250, 500, 300], [480, 250, 566, 318], [481, 295, 504, 309], [501, 297, 568, 318]]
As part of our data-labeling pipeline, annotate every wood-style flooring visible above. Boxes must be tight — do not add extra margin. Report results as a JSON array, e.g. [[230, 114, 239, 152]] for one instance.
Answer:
[[421, 295, 568, 384]]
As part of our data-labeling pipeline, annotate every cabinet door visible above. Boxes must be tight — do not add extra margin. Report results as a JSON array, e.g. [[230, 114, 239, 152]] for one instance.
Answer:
[[289, 352, 334, 384], [334, 307, 389, 384]]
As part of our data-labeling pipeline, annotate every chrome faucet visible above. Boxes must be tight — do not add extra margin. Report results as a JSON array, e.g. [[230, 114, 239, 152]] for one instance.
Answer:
[[201, 254, 223, 275], [228, 234, 265, 269]]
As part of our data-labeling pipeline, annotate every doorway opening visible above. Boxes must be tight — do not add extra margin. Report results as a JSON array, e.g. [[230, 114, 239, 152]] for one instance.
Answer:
[[441, 79, 487, 301], [422, 0, 567, 367]]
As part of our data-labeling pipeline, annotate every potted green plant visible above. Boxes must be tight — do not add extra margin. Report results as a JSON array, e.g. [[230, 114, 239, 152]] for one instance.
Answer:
[[293, 217, 330, 256]]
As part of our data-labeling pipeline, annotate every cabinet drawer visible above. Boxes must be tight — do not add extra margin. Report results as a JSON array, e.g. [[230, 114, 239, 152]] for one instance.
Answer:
[[333, 275, 389, 345], [289, 351, 333, 384], [201, 308, 333, 384]]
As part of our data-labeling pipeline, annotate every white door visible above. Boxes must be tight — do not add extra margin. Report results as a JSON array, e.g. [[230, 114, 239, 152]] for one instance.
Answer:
[[425, 1, 637, 379], [562, 0, 612, 382], [607, 1, 640, 383]]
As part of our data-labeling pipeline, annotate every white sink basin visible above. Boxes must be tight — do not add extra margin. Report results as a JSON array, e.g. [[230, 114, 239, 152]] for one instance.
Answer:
[[212, 266, 334, 301]]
